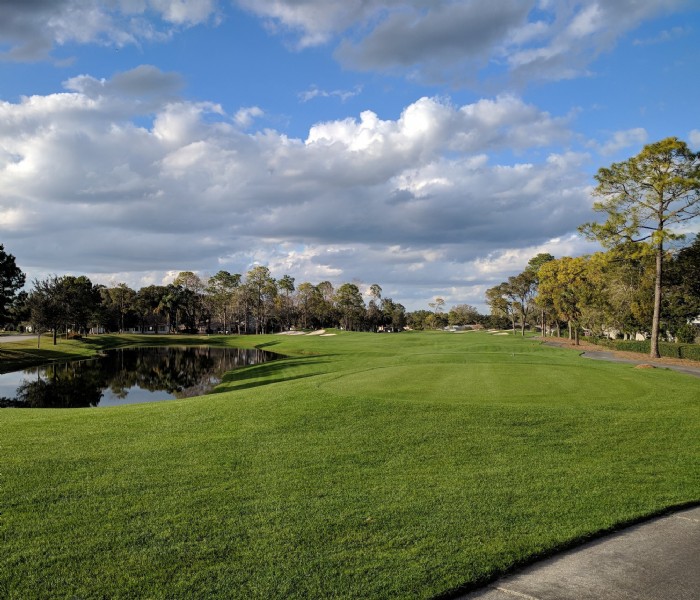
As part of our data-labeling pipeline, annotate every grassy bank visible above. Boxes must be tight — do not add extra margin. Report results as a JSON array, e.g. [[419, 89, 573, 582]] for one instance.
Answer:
[[0, 334, 243, 373], [1, 331, 698, 598]]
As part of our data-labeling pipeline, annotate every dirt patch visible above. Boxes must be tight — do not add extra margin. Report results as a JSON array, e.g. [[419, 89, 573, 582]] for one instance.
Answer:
[[635, 364, 656, 370]]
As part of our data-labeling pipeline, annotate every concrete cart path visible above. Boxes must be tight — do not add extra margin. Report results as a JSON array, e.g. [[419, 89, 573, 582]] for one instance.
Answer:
[[457, 505, 700, 600], [0, 335, 36, 344], [543, 340, 700, 378], [579, 349, 700, 378]]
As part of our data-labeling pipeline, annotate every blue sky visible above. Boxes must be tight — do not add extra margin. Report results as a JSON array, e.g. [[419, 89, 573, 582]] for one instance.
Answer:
[[1, 0, 699, 311]]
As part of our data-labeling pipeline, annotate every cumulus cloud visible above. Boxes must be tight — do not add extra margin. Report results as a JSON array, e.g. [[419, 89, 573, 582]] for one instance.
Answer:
[[235, 0, 690, 85], [504, 0, 687, 83], [335, 0, 530, 78], [0, 67, 594, 309], [1, 0, 690, 88], [0, 0, 220, 60]]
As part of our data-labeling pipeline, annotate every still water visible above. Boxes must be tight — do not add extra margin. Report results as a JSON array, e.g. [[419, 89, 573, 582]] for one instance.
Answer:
[[0, 346, 280, 408]]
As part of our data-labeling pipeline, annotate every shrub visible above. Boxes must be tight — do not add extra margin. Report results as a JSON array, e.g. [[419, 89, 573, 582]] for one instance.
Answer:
[[675, 324, 697, 344], [587, 337, 700, 361]]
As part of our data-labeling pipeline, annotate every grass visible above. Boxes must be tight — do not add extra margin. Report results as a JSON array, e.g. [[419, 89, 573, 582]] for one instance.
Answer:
[[1, 330, 698, 599]]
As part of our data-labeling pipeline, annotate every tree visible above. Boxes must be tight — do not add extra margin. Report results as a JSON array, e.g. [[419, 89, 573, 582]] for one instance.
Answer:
[[106, 284, 136, 333], [428, 297, 445, 314], [526, 253, 555, 336], [245, 265, 277, 334], [27, 276, 66, 346], [61, 275, 101, 335], [334, 283, 365, 331], [277, 274, 295, 331], [134, 285, 168, 333], [0, 245, 25, 325], [579, 137, 700, 357], [448, 304, 480, 326], [507, 271, 538, 336], [206, 271, 241, 334], [381, 297, 406, 331], [173, 272, 205, 332], [485, 284, 516, 332], [664, 235, 700, 340], [406, 309, 432, 330], [537, 256, 600, 345]]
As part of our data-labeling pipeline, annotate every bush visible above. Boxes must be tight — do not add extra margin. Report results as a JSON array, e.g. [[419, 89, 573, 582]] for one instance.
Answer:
[[587, 338, 700, 361], [675, 324, 697, 344]]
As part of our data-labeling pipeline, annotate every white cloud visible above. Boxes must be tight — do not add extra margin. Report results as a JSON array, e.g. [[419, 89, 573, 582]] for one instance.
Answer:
[[596, 127, 648, 156], [234, 106, 264, 128], [633, 25, 691, 46], [689, 129, 700, 149], [237, 0, 691, 85], [0, 67, 596, 310], [299, 85, 363, 103], [0, 0, 690, 89], [0, 0, 220, 60]]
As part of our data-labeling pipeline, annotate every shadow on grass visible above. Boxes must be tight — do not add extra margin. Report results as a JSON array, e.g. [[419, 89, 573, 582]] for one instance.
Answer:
[[255, 340, 281, 349], [212, 355, 334, 393]]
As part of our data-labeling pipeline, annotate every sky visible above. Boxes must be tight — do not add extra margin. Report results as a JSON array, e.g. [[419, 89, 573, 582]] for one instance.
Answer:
[[1, 0, 699, 312]]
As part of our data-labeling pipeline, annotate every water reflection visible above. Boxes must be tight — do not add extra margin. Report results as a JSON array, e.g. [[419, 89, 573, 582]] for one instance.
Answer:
[[0, 346, 278, 408]]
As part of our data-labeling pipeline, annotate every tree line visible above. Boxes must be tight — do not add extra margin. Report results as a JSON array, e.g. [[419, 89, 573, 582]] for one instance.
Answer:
[[486, 138, 700, 357], [1, 138, 697, 354], [1, 264, 413, 344]]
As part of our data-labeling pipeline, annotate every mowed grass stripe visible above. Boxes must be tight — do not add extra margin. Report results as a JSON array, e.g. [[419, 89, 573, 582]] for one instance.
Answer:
[[1, 331, 698, 599]]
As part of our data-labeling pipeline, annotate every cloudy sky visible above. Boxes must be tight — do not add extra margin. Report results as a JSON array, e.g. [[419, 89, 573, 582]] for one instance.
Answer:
[[1, 0, 699, 311]]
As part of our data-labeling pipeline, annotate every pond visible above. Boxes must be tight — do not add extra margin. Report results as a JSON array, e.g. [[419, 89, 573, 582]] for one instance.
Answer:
[[0, 346, 280, 408]]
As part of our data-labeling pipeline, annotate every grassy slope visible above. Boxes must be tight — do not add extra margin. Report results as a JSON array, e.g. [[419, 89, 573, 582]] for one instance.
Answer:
[[1, 331, 698, 599]]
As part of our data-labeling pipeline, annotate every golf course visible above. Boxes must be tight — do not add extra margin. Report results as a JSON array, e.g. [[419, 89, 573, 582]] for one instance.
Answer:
[[1, 330, 698, 599]]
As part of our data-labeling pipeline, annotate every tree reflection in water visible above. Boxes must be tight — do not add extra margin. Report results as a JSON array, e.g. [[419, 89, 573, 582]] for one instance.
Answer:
[[0, 347, 278, 408]]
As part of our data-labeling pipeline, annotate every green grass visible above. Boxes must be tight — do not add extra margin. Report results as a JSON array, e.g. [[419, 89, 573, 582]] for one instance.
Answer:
[[1, 331, 698, 599]]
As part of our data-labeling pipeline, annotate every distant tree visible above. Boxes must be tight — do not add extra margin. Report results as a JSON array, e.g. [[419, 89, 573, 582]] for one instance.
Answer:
[[428, 297, 445, 314], [381, 297, 406, 331], [315, 281, 336, 328], [173, 271, 205, 332], [526, 253, 555, 336], [206, 271, 241, 334], [27, 276, 66, 346], [334, 283, 365, 331], [245, 266, 277, 333], [579, 137, 700, 357], [277, 274, 295, 331], [106, 283, 136, 333], [0, 244, 25, 325], [406, 309, 432, 330], [448, 304, 480, 326], [62, 275, 101, 335], [485, 283, 516, 332], [295, 282, 319, 330], [537, 256, 599, 345], [134, 285, 168, 332]]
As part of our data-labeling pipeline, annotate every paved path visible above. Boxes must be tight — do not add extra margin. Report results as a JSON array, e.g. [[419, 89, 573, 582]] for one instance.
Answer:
[[457, 505, 700, 600], [0, 335, 36, 344], [543, 341, 700, 378], [579, 349, 700, 378]]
